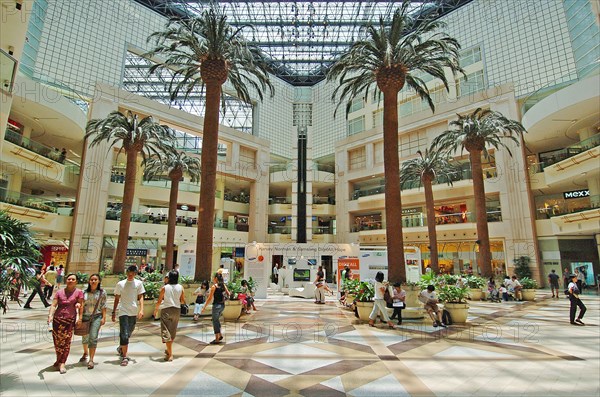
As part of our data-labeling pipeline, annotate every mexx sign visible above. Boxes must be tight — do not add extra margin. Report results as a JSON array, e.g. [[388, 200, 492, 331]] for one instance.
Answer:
[[563, 189, 590, 199]]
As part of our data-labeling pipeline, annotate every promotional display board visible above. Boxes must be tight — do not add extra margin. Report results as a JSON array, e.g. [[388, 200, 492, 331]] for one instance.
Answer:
[[337, 257, 360, 287], [359, 247, 421, 283]]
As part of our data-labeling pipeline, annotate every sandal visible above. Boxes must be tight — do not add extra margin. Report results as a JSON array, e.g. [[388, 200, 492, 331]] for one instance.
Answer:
[[79, 355, 88, 363], [87, 361, 94, 369], [209, 339, 221, 345], [120, 357, 129, 366]]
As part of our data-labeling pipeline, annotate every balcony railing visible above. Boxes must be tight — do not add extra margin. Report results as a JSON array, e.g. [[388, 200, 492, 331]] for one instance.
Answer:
[[536, 195, 600, 220], [4, 129, 81, 172], [351, 167, 473, 200], [140, 179, 201, 193], [536, 134, 600, 171], [351, 210, 502, 232], [269, 196, 292, 204], [268, 225, 291, 234], [0, 187, 74, 215]]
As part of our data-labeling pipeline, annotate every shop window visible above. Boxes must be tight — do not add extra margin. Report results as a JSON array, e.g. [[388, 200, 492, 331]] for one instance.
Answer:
[[352, 213, 382, 232]]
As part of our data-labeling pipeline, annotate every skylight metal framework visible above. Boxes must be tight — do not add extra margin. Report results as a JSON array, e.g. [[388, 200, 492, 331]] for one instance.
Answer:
[[133, 0, 472, 86]]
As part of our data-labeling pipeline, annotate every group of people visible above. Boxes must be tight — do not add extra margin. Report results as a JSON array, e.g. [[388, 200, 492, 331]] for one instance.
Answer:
[[21, 263, 65, 309], [486, 275, 523, 302]]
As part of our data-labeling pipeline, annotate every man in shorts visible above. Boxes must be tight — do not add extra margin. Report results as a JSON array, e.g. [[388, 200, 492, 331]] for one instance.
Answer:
[[548, 269, 560, 298], [419, 285, 446, 327], [112, 265, 145, 366]]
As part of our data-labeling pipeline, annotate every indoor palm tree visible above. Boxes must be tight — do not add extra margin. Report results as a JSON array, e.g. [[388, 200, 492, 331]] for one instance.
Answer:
[[0, 211, 40, 313], [400, 149, 458, 273], [85, 111, 175, 274], [327, 1, 462, 282], [146, 7, 274, 281], [432, 108, 526, 276], [143, 150, 201, 271]]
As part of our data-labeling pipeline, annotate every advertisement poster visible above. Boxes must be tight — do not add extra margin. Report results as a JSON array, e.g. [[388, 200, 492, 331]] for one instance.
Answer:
[[179, 254, 196, 279], [337, 257, 359, 287]]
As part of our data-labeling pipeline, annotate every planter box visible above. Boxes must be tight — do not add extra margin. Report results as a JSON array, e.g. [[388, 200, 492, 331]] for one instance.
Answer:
[[403, 286, 425, 319], [142, 300, 157, 320], [222, 299, 243, 321], [183, 284, 201, 305], [468, 288, 483, 301], [102, 275, 121, 288], [522, 289, 536, 301], [345, 294, 356, 306], [444, 302, 469, 324], [355, 301, 374, 322]]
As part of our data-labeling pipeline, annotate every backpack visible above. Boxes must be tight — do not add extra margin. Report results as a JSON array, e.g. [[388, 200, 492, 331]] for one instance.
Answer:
[[442, 309, 453, 325]]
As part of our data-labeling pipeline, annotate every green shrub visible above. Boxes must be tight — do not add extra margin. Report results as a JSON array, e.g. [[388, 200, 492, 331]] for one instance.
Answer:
[[519, 277, 538, 289], [76, 272, 89, 284], [355, 281, 375, 302], [143, 281, 161, 300], [514, 256, 532, 279]]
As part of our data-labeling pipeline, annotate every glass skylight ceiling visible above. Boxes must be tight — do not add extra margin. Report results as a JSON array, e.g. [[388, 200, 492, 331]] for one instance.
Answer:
[[133, 0, 471, 86]]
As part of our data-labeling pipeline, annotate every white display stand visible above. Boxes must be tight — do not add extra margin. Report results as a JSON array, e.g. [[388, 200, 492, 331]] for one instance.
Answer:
[[359, 247, 422, 283]]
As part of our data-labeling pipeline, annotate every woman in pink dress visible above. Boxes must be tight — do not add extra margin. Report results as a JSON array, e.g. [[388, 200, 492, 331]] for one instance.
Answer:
[[47, 273, 84, 373]]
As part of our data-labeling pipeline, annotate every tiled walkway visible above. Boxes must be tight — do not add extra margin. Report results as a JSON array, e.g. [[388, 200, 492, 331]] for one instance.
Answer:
[[1, 291, 599, 396]]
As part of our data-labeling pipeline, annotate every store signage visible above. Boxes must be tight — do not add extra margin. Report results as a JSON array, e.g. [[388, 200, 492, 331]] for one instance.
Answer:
[[402, 207, 422, 214], [563, 189, 589, 199], [50, 245, 68, 252], [126, 249, 148, 256]]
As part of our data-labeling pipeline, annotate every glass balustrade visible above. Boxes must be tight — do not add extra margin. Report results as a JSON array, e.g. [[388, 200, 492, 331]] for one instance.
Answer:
[[267, 225, 291, 234], [0, 187, 75, 215], [351, 168, 473, 200], [537, 134, 600, 170], [4, 129, 80, 171], [350, 209, 503, 232], [535, 194, 600, 219], [269, 196, 292, 204]]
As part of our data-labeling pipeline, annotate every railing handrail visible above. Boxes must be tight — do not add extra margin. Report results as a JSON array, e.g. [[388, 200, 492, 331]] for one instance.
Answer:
[[4, 129, 81, 167], [0, 186, 75, 214]]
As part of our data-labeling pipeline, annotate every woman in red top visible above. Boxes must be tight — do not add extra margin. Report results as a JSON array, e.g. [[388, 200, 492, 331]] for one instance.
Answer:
[[47, 273, 84, 374]]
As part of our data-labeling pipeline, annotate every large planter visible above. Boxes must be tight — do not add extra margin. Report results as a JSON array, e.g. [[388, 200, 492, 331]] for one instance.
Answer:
[[403, 286, 424, 319], [345, 294, 356, 306], [522, 289, 536, 301], [444, 302, 469, 324], [183, 284, 201, 305], [355, 301, 374, 322], [102, 275, 120, 288], [222, 299, 243, 321], [468, 288, 483, 301], [142, 300, 157, 320]]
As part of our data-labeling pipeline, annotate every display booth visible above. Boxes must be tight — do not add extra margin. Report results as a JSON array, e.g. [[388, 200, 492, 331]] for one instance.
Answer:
[[244, 243, 359, 298]]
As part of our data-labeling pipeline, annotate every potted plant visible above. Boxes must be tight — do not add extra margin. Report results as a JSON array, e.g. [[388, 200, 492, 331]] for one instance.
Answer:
[[142, 280, 161, 320], [354, 281, 375, 322], [465, 275, 486, 301], [222, 278, 243, 321], [438, 284, 470, 324], [341, 278, 359, 306], [519, 277, 538, 301]]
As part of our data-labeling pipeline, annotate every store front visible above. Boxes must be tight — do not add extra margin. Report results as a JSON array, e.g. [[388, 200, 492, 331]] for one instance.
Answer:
[[415, 240, 506, 276], [101, 237, 159, 273], [41, 245, 69, 268]]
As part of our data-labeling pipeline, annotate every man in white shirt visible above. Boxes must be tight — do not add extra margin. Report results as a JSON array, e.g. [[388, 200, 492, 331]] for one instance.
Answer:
[[419, 285, 446, 327], [112, 265, 145, 366]]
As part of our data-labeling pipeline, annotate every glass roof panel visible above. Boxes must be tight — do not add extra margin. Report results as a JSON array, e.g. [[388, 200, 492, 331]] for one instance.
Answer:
[[133, 0, 471, 86]]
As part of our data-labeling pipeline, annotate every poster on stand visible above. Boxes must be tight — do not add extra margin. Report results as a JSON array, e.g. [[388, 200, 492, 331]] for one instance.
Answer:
[[337, 257, 360, 287], [179, 254, 195, 279]]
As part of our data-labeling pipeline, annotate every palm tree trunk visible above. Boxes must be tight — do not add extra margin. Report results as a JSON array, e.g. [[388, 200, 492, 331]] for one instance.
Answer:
[[469, 149, 491, 277], [113, 148, 137, 274], [423, 176, 438, 273], [196, 81, 221, 281], [166, 171, 181, 271], [382, 89, 406, 283]]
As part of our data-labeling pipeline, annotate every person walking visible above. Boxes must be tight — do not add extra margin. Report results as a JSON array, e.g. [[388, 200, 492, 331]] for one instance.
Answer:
[[112, 265, 145, 367], [153, 270, 185, 362], [548, 269, 560, 298], [568, 274, 586, 326], [201, 272, 230, 345], [44, 266, 58, 300], [314, 268, 325, 304], [80, 274, 107, 369], [562, 267, 570, 290], [47, 273, 84, 374], [24, 265, 50, 309], [368, 271, 395, 329], [56, 265, 64, 290]]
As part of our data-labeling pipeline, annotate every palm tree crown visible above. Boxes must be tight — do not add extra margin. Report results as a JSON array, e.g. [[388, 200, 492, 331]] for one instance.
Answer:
[[85, 110, 175, 158], [400, 149, 458, 189], [327, 0, 463, 115], [145, 7, 274, 103], [431, 108, 526, 158], [143, 149, 201, 183], [327, 0, 463, 282]]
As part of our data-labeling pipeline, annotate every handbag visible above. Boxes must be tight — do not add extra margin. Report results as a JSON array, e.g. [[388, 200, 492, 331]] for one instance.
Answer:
[[180, 303, 189, 315], [195, 294, 205, 305], [75, 291, 100, 336]]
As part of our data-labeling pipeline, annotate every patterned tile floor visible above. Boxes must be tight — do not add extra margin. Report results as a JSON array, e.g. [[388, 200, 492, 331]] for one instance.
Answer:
[[1, 291, 599, 396]]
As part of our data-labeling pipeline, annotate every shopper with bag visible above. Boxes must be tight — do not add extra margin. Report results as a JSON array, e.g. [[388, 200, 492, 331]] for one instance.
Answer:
[[153, 270, 185, 362], [389, 282, 406, 325], [78, 274, 107, 369], [47, 273, 84, 374]]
